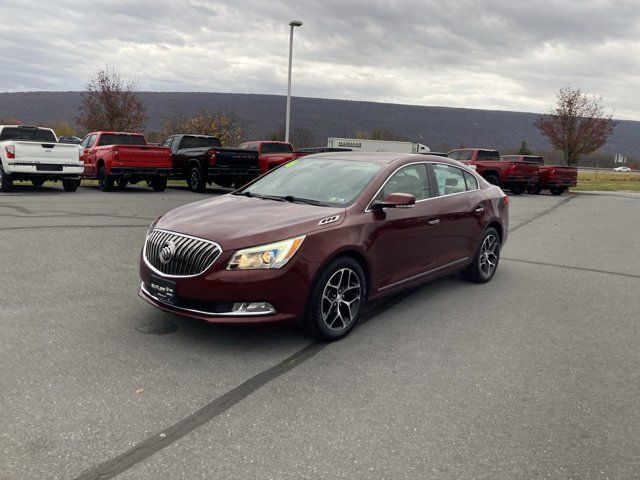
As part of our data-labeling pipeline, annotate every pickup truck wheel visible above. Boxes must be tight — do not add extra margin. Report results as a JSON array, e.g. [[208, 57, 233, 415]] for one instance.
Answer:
[[189, 165, 206, 192], [550, 186, 566, 195], [116, 178, 128, 190], [510, 184, 525, 195], [98, 166, 114, 192], [462, 227, 501, 283], [215, 176, 234, 188], [305, 257, 366, 341], [484, 174, 500, 186], [527, 185, 542, 194], [31, 179, 45, 187], [151, 177, 167, 192], [0, 164, 14, 192], [62, 178, 80, 192]]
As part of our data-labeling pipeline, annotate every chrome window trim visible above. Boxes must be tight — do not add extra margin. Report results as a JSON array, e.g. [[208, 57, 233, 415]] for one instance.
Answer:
[[140, 283, 275, 316], [365, 161, 481, 212], [379, 257, 470, 291], [143, 228, 223, 279]]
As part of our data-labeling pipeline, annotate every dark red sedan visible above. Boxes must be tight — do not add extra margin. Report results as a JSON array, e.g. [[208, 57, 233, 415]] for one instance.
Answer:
[[139, 153, 509, 340]]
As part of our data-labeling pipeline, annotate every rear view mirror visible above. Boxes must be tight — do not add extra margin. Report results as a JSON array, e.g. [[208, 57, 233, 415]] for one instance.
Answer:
[[371, 192, 416, 210]]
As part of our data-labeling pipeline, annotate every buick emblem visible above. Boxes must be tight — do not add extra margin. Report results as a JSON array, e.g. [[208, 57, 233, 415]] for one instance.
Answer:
[[159, 240, 176, 264]]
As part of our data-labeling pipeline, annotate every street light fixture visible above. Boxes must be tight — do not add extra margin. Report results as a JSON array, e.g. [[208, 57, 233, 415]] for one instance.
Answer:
[[285, 20, 303, 144]]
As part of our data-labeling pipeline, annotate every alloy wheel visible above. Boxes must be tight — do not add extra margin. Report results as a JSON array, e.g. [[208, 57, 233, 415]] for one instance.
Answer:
[[479, 234, 499, 277], [321, 268, 362, 332], [190, 170, 200, 190]]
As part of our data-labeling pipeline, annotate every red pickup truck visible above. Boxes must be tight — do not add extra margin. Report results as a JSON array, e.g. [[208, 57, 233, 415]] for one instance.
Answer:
[[501, 155, 577, 195], [237, 141, 296, 173], [80, 132, 172, 191], [448, 148, 539, 195]]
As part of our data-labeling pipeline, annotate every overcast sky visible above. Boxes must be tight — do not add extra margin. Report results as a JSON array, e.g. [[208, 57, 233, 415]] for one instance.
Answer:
[[2, 0, 639, 119]]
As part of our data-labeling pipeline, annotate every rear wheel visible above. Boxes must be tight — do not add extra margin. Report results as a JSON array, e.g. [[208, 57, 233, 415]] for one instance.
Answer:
[[188, 165, 206, 192], [462, 227, 501, 283], [510, 183, 525, 195], [215, 176, 234, 189], [549, 186, 566, 195], [484, 174, 500, 186], [98, 166, 114, 191], [31, 178, 45, 187], [151, 176, 167, 192], [305, 257, 366, 341], [0, 164, 13, 192], [62, 178, 80, 192]]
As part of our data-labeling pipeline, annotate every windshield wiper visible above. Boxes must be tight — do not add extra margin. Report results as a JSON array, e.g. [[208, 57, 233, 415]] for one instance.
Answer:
[[282, 195, 330, 207], [234, 191, 286, 202]]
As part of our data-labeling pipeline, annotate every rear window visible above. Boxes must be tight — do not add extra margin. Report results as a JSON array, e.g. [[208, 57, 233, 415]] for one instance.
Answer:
[[477, 150, 499, 160], [0, 127, 56, 143], [526, 156, 544, 164], [179, 136, 222, 149], [98, 134, 146, 146], [261, 143, 293, 153]]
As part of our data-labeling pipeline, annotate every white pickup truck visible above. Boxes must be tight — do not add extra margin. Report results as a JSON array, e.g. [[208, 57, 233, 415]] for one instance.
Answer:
[[0, 125, 84, 192]]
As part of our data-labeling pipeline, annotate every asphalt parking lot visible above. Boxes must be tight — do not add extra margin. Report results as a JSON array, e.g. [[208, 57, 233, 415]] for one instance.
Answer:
[[1, 185, 639, 480]]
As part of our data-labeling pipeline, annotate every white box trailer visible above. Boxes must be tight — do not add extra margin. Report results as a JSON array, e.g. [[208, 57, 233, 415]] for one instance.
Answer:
[[327, 137, 430, 154]]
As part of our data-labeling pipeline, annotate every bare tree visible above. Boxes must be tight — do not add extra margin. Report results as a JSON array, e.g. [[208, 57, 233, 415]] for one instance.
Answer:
[[159, 110, 247, 146], [77, 67, 146, 132], [535, 87, 617, 166], [268, 126, 315, 148]]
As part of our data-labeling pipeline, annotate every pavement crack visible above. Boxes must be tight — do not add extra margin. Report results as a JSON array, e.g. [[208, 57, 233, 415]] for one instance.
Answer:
[[503, 257, 640, 279], [509, 195, 574, 233], [0, 203, 33, 214]]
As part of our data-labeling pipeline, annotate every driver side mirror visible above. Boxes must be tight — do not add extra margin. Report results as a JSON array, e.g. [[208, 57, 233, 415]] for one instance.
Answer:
[[371, 192, 416, 210]]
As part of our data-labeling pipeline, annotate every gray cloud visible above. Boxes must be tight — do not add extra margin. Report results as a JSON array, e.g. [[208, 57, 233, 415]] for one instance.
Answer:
[[1, 0, 638, 119]]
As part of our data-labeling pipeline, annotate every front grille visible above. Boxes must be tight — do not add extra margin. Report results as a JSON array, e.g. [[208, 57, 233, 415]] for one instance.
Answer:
[[144, 229, 222, 277]]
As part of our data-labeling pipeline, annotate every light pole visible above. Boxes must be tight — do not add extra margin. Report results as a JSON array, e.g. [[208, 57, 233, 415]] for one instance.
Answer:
[[285, 20, 302, 144]]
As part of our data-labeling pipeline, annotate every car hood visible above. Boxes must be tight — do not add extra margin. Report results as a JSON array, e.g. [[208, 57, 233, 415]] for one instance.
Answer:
[[156, 194, 345, 250]]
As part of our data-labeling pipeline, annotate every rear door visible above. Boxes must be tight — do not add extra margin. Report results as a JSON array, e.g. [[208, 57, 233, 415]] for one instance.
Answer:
[[429, 163, 485, 264], [367, 163, 442, 292]]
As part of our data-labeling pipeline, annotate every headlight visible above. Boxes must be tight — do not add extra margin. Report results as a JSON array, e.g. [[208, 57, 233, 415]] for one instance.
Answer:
[[227, 235, 306, 270]]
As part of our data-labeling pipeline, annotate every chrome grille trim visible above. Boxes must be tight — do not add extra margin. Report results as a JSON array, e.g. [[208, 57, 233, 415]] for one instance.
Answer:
[[143, 229, 222, 278]]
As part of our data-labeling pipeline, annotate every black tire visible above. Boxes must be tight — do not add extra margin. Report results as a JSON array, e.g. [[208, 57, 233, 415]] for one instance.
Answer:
[[62, 178, 80, 192], [116, 178, 128, 190], [0, 163, 13, 192], [151, 176, 167, 192], [188, 165, 206, 193], [215, 176, 234, 189], [233, 176, 249, 189], [31, 178, 45, 187], [462, 227, 501, 283], [510, 184, 525, 195], [484, 174, 500, 186], [305, 257, 367, 341], [98, 166, 114, 192], [549, 186, 566, 196], [527, 184, 542, 195]]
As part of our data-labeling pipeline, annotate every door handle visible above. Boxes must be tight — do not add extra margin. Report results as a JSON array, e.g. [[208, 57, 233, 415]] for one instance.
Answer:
[[474, 206, 485, 213], [426, 218, 440, 226]]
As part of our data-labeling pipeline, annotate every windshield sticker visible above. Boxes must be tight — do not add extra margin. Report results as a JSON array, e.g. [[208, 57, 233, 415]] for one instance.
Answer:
[[284, 160, 300, 168], [329, 197, 347, 204]]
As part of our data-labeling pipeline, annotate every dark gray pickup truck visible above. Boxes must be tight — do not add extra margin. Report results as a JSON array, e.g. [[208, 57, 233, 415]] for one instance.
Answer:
[[161, 134, 261, 192]]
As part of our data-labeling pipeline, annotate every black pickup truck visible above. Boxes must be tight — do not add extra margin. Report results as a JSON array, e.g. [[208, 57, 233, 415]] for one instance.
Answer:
[[161, 134, 261, 192]]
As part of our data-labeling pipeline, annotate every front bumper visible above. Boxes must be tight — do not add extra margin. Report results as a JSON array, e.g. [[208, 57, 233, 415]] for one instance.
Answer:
[[138, 252, 319, 324]]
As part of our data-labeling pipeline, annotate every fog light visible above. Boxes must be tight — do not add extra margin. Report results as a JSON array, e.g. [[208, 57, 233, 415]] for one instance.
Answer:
[[231, 302, 276, 314]]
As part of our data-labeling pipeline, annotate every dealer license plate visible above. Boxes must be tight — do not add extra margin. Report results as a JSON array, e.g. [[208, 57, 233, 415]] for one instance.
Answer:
[[148, 276, 177, 305]]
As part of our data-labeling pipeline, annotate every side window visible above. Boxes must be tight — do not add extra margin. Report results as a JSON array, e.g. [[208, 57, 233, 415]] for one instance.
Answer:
[[80, 135, 90, 148], [458, 150, 473, 161], [160, 137, 173, 147], [464, 171, 478, 190], [477, 150, 491, 160], [87, 134, 98, 148], [374, 164, 429, 202], [490, 151, 500, 160], [433, 164, 467, 196], [448, 150, 461, 160]]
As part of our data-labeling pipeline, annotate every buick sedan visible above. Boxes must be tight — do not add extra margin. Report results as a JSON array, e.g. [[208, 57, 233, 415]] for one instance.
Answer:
[[139, 153, 509, 340]]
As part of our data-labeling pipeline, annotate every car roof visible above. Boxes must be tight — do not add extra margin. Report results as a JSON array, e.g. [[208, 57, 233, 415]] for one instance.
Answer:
[[304, 151, 464, 166]]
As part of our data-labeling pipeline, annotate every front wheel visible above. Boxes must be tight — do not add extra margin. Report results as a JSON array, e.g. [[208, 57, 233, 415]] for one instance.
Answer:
[[549, 186, 566, 196], [527, 184, 542, 194], [0, 164, 14, 192], [484, 174, 500, 186], [305, 257, 366, 341], [62, 179, 80, 192], [462, 227, 501, 283]]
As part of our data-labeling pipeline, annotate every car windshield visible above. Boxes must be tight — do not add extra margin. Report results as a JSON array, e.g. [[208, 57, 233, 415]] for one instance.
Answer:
[[237, 158, 382, 207]]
